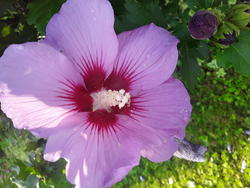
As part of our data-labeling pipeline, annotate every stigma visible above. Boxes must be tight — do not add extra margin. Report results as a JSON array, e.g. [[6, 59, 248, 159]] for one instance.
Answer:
[[91, 89, 131, 111]]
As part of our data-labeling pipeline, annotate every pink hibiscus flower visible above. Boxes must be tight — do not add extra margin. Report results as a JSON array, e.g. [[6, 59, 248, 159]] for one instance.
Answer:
[[0, 0, 191, 187]]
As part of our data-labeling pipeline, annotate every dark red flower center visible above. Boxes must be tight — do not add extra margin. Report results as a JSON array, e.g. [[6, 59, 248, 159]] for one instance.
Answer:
[[57, 65, 134, 134]]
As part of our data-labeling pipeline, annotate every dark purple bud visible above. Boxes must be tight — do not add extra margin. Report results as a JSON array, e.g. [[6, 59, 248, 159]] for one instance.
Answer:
[[188, 10, 219, 40], [218, 31, 237, 45]]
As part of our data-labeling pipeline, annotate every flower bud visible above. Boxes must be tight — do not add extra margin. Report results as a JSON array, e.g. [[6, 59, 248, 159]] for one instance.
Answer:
[[188, 10, 219, 40], [213, 22, 240, 47], [218, 31, 237, 45], [228, 4, 250, 30]]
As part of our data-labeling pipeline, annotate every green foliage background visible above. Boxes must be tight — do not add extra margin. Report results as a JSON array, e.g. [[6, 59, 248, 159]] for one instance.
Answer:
[[0, 0, 249, 187]]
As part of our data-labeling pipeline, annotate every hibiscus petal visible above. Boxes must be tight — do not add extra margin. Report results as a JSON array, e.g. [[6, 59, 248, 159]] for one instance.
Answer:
[[132, 77, 191, 130], [141, 132, 179, 162], [44, 112, 88, 162], [131, 77, 191, 162], [45, 0, 118, 88], [0, 42, 82, 137], [44, 113, 163, 188], [111, 24, 178, 91]]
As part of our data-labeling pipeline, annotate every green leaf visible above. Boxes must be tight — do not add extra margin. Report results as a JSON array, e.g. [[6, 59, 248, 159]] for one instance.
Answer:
[[186, 0, 228, 10], [11, 175, 39, 188], [110, 0, 126, 16], [26, 0, 66, 34], [0, 0, 15, 16], [115, 0, 167, 33], [175, 22, 209, 90], [216, 31, 250, 75], [180, 46, 201, 90]]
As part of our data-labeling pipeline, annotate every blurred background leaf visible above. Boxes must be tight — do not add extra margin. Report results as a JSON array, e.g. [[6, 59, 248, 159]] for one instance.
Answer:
[[114, 0, 168, 33], [26, 0, 66, 34], [0, 0, 16, 15], [0, 0, 37, 56]]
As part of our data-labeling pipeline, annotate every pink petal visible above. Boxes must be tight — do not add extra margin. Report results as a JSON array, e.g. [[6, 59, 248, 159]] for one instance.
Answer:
[[44, 113, 163, 188], [131, 77, 191, 162], [111, 24, 178, 91], [45, 0, 118, 85], [0, 42, 82, 137], [141, 131, 179, 162], [44, 112, 88, 162], [132, 77, 191, 130]]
